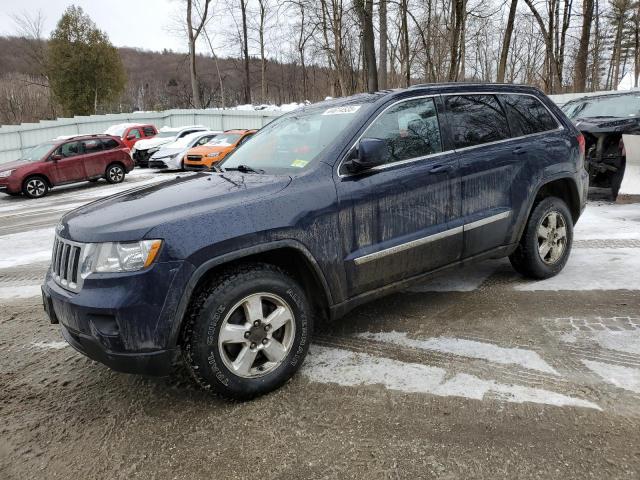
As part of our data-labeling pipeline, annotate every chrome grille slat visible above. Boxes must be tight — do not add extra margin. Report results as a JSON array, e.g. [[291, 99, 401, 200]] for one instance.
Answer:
[[50, 235, 85, 293]]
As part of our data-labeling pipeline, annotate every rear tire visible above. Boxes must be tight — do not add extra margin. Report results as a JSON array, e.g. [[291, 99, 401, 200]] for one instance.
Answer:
[[181, 263, 312, 400], [509, 196, 573, 279], [105, 163, 125, 184], [22, 176, 49, 199]]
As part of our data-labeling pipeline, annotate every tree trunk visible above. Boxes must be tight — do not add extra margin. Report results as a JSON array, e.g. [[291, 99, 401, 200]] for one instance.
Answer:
[[240, 0, 251, 104], [497, 0, 518, 83], [448, 0, 466, 81], [400, 0, 410, 86], [258, 0, 267, 102], [379, 0, 388, 89], [574, 0, 594, 92], [356, 0, 378, 92], [186, 0, 201, 108]]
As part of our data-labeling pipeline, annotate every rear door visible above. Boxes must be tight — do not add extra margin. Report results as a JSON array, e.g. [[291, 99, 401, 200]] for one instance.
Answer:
[[51, 141, 87, 184], [443, 94, 517, 258], [336, 96, 461, 297], [80, 138, 107, 177]]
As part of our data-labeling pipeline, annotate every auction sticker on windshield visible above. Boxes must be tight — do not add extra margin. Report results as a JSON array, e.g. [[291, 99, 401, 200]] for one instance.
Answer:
[[291, 159, 309, 168], [322, 105, 361, 115]]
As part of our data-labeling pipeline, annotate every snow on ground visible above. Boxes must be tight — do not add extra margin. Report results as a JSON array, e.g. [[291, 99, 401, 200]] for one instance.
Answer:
[[30, 341, 68, 350], [302, 346, 600, 410], [515, 248, 640, 291], [0, 285, 42, 300], [582, 360, 640, 394], [574, 203, 640, 240], [0, 228, 54, 269], [357, 331, 558, 375]]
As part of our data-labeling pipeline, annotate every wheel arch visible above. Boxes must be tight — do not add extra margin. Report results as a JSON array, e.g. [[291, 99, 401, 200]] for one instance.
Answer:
[[515, 175, 581, 244], [23, 173, 52, 188], [169, 240, 333, 348]]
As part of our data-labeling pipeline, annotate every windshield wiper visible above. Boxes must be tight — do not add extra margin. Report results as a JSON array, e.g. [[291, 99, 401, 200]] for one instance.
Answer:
[[226, 164, 265, 174]]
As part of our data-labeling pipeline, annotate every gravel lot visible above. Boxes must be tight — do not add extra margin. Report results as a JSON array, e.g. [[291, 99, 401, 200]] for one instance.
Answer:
[[1, 172, 639, 479]]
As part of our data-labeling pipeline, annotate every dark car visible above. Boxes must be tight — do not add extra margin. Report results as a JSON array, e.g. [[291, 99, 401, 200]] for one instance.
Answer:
[[0, 135, 134, 198], [42, 84, 588, 399], [561, 92, 640, 200]]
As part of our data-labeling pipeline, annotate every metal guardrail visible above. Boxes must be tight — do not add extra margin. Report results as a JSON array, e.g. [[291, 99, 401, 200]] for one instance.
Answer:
[[0, 108, 282, 164]]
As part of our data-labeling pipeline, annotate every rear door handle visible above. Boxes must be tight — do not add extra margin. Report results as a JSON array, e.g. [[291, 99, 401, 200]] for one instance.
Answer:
[[429, 164, 453, 173], [512, 147, 526, 155]]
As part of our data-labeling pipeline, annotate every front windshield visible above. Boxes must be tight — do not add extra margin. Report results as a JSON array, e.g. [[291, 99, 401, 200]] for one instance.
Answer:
[[207, 133, 241, 146], [562, 95, 640, 119], [22, 142, 56, 161], [221, 104, 363, 173], [105, 125, 128, 137]]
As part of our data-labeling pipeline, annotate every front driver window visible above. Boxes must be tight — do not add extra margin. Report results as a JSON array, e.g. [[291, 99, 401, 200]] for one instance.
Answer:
[[59, 142, 80, 158], [361, 97, 442, 165]]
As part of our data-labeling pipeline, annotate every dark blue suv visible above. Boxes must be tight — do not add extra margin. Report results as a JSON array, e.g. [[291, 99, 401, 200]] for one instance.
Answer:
[[42, 84, 588, 399]]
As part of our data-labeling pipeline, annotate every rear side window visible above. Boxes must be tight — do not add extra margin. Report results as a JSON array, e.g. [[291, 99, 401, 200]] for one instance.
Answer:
[[101, 138, 119, 150], [445, 95, 509, 148], [500, 94, 559, 135], [81, 139, 103, 153], [143, 126, 156, 136], [361, 97, 442, 165]]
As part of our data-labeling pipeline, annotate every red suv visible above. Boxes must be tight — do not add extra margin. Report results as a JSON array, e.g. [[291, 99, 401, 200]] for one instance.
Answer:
[[0, 135, 134, 199]]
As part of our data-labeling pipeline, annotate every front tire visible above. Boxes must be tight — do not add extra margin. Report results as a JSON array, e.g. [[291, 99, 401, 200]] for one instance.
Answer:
[[22, 176, 49, 198], [105, 163, 125, 184], [181, 263, 312, 400], [509, 196, 573, 279]]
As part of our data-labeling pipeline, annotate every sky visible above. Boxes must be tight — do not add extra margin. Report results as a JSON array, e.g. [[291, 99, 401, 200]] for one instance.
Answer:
[[0, 0, 192, 53]]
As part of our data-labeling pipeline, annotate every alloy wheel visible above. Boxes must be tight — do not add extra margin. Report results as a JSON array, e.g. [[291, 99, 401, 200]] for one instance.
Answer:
[[537, 211, 567, 265], [217, 292, 296, 378], [108, 166, 124, 182], [26, 178, 46, 197]]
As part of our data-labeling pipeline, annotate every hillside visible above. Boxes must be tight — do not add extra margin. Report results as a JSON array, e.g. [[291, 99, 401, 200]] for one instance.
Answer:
[[0, 36, 332, 125]]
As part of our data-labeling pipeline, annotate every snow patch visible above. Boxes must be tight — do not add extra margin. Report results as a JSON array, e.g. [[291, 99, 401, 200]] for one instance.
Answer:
[[0, 228, 54, 268], [516, 248, 640, 291], [582, 359, 640, 394], [358, 331, 558, 375], [303, 346, 600, 410], [0, 284, 41, 299], [31, 341, 68, 350], [574, 204, 640, 240], [593, 330, 640, 355]]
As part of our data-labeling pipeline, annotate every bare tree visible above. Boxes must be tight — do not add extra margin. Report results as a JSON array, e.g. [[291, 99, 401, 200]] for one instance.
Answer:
[[355, 0, 378, 91], [497, 0, 518, 83], [186, 0, 211, 108], [379, 0, 388, 89]]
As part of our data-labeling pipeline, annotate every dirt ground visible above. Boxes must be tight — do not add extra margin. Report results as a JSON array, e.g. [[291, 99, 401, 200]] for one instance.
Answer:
[[1, 174, 639, 479]]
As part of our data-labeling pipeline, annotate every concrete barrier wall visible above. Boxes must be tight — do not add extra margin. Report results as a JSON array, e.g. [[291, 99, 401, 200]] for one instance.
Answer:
[[0, 109, 282, 164], [0, 90, 627, 164]]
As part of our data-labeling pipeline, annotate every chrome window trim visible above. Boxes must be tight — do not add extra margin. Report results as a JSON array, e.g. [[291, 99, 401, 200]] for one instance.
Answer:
[[353, 210, 511, 265], [337, 91, 565, 178]]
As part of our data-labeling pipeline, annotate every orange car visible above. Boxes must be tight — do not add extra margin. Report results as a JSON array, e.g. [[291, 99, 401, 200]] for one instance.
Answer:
[[183, 129, 257, 170]]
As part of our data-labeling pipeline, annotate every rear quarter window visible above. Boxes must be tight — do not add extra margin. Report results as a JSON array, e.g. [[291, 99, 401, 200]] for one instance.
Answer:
[[445, 95, 510, 148], [101, 138, 120, 150], [500, 94, 559, 135]]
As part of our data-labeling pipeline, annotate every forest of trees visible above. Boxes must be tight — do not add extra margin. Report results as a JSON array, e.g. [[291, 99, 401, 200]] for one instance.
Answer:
[[2, 0, 640, 125]]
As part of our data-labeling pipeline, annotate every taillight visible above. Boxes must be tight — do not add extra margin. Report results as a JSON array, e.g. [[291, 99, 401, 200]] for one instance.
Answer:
[[577, 133, 585, 156]]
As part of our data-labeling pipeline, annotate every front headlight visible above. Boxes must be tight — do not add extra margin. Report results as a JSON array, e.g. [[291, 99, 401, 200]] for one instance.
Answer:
[[0, 169, 15, 178], [206, 152, 220, 158], [80, 240, 162, 276]]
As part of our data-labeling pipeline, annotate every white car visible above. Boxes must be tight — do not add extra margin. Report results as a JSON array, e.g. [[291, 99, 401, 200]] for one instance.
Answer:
[[131, 125, 207, 167], [148, 130, 221, 170]]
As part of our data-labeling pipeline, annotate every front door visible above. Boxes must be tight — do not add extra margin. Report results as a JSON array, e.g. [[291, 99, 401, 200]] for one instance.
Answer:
[[336, 96, 461, 297], [444, 94, 517, 258], [51, 141, 87, 184]]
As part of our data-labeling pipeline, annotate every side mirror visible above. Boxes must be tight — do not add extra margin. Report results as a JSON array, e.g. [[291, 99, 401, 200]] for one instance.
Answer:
[[50, 154, 63, 162], [126, 134, 136, 140], [345, 138, 387, 173]]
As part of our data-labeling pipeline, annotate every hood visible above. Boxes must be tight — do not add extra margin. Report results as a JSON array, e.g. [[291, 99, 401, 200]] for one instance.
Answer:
[[0, 159, 32, 171], [60, 172, 292, 242], [188, 144, 230, 156], [134, 136, 173, 151], [574, 116, 640, 134]]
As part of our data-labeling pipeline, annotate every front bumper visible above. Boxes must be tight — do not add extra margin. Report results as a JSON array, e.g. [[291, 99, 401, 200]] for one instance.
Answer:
[[183, 164, 209, 171], [42, 259, 195, 376], [148, 159, 168, 169], [133, 149, 154, 167]]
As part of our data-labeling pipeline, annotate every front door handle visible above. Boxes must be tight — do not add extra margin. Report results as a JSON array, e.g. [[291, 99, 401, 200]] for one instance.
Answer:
[[429, 164, 453, 173], [512, 147, 526, 155]]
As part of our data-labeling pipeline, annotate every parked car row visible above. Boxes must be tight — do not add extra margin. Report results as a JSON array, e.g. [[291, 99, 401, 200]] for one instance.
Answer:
[[0, 120, 259, 198]]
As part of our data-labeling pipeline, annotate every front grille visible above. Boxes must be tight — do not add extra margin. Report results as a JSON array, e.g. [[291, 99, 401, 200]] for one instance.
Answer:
[[186, 155, 203, 162], [51, 235, 85, 292]]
